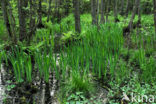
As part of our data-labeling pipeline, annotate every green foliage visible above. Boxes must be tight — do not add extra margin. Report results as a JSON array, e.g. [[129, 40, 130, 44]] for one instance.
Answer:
[[0, 11, 156, 103], [34, 48, 53, 83], [59, 70, 94, 102], [141, 0, 153, 14], [0, 20, 6, 41], [9, 46, 32, 82]]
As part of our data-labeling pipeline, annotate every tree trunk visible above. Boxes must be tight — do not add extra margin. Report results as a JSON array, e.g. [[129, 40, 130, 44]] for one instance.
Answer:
[[54, 0, 58, 19], [64, 0, 70, 16], [137, 0, 141, 35], [96, 0, 99, 26], [54, 0, 61, 22], [153, 0, 156, 35], [91, 0, 97, 25], [58, 0, 61, 22], [1, 0, 12, 38], [73, 0, 81, 33], [125, 0, 130, 17], [100, 0, 105, 24], [47, 0, 53, 22], [18, 0, 28, 41], [106, 0, 110, 23], [28, 0, 36, 41], [38, 0, 43, 27], [114, 0, 118, 22], [8, 1, 17, 42], [128, 0, 140, 32], [120, 0, 124, 15]]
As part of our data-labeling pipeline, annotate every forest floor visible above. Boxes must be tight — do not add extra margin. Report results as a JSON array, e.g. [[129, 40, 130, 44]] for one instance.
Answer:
[[0, 14, 156, 104]]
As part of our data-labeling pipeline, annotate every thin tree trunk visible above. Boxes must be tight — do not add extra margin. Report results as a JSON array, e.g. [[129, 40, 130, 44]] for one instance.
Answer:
[[1, 0, 12, 38], [57, 0, 61, 22], [64, 0, 70, 16], [73, 0, 81, 33], [47, 0, 53, 22], [137, 0, 141, 35], [8, 1, 17, 42], [106, 0, 110, 23], [96, 0, 99, 26], [91, 0, 97, 25], [114, 0, 118, 22], [153, 0, 156, 35], [38, 0, 43, 26], [28, 0, 36, 41], [125, 0, 130, 17], [120, 0, 124, 15], [100, 0, 105, 23], [54, 0, 61, 22], [18, 0, 28, 41], [54, 0, 58, 19], [128, 0, 140, 32]]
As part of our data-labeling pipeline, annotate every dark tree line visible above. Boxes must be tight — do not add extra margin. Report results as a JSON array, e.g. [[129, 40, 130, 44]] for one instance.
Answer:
[[0, 0, 156, 42]]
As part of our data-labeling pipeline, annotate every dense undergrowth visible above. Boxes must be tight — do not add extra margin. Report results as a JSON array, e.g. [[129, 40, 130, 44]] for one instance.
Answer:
[[0, 14, 156, 104]]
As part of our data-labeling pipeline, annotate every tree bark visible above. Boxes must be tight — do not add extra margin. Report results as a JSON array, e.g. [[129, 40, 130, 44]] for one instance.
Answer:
[[18, 0, 28, 41], [73, 0, 81, 33], [153, 0, 156, 35], [137, 0, 141, 35], [128, 0, 140, 32], [96, 0, 99, 26], [106, 0, 110, 23], [125, 0, 130, 17], [120, 0, 124, 15], [8, 1, 17, 42], [100, 0, 105, 24], [54, 0, 61, 22], [38, 0, 43, 26], [28, 0, 36, 41], [1, 0, 12, 38], [47, 0, 53, 22], [114, 0, 118, 22], [64, 0, 70, 16], [91, 0, 97, 25]]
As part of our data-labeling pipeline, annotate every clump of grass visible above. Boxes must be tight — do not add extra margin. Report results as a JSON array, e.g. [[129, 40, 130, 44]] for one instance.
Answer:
[[59, 70, 94, 102], [142, 56, 156, 83], [42, 51, 51, 83], [115, 59, 130, 84], [35, 48, 53, 83], [9, 46, 33, 82]]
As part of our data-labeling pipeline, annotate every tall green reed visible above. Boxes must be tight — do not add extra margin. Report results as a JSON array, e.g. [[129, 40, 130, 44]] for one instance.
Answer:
[[9, 46, 33, 82], [35, 48, 54, 83], [9, 47, 24, 82], [25, 56, 32, 82]]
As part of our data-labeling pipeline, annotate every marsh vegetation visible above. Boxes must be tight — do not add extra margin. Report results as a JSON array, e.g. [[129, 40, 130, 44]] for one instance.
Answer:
[[0, 0, 156, 104]]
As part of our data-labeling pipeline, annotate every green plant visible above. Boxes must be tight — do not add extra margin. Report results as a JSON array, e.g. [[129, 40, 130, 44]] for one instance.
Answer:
[[0, 51, 2, 66], [0, 20, 6, 41], [35, 48, 54, 83], [66, 92, 88, 104], [25, 56, 32, 82], [59, 70, 94, 102], [9, 46, 33, 82], [9, 47, 24, 82]]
